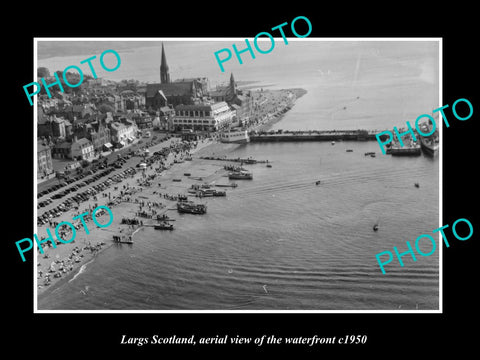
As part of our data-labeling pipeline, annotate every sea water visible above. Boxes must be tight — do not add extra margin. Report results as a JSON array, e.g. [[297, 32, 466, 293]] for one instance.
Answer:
[[37, 40, 439, 310]]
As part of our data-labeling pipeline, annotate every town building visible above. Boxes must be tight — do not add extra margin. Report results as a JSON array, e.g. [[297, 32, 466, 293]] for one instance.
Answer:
[[52, 141, 72, 160], [70, 137, 95, 161], [133, 112, 154, 130], [209, 73, 253, 126], [37, 140, 54, 179], [157, 106, 175, 132], [51, 115, 67, 139], [173, 101, 234, 132], [109, 119, 137, 147], [120, 90, 145, 110], [84, 119, 112, 151], [37, 108, 53, 138]]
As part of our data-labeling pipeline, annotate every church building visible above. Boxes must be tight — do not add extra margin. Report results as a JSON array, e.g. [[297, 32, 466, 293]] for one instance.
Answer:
[[145, 43, 208, 109], [209, 73, 254, 125]]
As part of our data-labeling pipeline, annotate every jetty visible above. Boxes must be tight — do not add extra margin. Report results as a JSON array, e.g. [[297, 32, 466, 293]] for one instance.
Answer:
[[199, 156, 269, 164], [249, 129, 384, 142]]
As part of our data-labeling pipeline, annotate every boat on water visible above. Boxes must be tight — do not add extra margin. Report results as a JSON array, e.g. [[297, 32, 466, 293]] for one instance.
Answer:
[[373, 224, 379, 231], [219, 129, 250, 144], [389, 137, 421, 156], [419, 135, 439, 156], [389, 144, 421, 156], [224, 164, 245, 172], [177, 201, 207, 214], [196, 188, 227, 197], [346, 149, 353, 152], [414, 182, 420, 188], [154, 222, 174, 230], [315, 180, 321, 185], [266, 164, 272, 168], [215, 183, 238, 188], [228, 171, 253, 180], [113, 235, 133, 244], [156, 214, 175, 221], [195, 189, 214, 197]]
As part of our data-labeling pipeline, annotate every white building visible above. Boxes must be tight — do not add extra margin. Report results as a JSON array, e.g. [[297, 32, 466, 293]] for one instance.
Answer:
[[110, 120, 137, 147], [173, 101, 234, 131], [71, 137, 94, 161]]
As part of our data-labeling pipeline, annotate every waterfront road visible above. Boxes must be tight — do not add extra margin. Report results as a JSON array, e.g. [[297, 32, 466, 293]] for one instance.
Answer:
[[36, 134, 182, 218]]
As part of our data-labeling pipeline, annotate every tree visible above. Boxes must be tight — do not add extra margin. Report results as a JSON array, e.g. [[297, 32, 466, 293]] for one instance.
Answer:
[[37, 67, 50, 78], [98, 103, 115, 114]]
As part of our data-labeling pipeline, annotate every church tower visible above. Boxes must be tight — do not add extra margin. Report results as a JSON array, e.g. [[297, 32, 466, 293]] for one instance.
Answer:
[[225, 72, 237, 102], [160, 43, 170, 84], [229, 72, 237, 96]]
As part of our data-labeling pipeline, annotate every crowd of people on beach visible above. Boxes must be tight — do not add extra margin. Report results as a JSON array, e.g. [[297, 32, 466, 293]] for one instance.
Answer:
[[38, 242, 106, 287], [37, 137, 208, 290]]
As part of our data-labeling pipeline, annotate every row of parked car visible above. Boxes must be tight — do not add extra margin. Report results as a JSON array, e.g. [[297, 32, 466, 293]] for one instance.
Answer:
[[37, 167, 116, 209], [37, 167, 136, 226], [38, 175, 85, 199], [37, 151, 136, 200]]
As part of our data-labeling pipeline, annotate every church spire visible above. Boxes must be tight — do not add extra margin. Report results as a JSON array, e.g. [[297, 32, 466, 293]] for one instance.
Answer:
[[160, 43, 170, 84], [228, 72, 237, 99]]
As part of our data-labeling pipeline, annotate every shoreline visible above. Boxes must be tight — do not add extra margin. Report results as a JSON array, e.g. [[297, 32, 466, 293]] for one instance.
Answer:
[[36, 88, 304, 306], [36, 137, 216, 300]]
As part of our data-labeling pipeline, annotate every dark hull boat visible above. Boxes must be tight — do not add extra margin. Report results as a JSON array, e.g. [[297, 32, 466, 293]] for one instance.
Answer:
[[154, 222, 174, 230], [177, 201, 207, 214]]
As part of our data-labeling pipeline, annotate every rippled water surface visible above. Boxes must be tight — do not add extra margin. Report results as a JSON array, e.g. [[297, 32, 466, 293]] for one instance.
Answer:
[[37, 40, 439, 310]]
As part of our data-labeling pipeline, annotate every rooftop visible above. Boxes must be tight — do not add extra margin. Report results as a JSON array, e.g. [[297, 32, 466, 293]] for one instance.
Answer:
[[146, 82, 194, 98]]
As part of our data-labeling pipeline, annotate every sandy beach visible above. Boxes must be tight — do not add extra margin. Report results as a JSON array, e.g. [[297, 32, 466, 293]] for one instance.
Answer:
[[36, 137, 216, 296], [36, 88, 304, 301]]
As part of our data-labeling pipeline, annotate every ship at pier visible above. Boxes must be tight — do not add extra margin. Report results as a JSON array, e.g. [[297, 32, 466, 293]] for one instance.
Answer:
[[386, 128, 422, 156], [219, 128, 250, 144], [417, 123, 439, 156], [388, 142, 421, 156]]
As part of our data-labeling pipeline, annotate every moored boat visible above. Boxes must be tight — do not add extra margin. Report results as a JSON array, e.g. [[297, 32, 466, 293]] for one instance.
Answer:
[[215, 183, 238, 188], [219, 129, 250, 144], [113, 235, 133, 244], [156, 214, 175, 221], [419, 135, 439, 156], [196, 189, 227, 197], [228, 171, 253, 180], [177, 201, 207, 214], [154, 222, 174, 230]]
